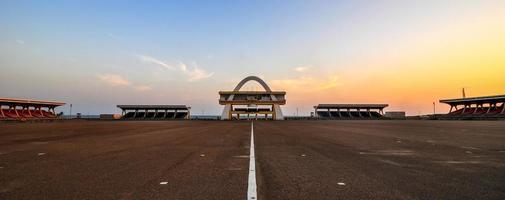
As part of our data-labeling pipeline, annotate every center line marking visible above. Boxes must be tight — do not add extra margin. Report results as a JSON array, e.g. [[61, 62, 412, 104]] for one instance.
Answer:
[[247, 122, 257, 200]]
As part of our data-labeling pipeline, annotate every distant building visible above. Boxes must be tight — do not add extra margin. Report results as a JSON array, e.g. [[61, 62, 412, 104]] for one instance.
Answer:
[[117, 105, 190, 120], [385, 111, 406, 119], [314, 104, 388, 119], [439, 94, 505, 119]]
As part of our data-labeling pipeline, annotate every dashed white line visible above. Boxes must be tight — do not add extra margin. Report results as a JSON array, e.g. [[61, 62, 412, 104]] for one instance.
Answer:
[[37, 153, 46, 156], [247, 122, 257, 200], [160, 182, 168, 185]]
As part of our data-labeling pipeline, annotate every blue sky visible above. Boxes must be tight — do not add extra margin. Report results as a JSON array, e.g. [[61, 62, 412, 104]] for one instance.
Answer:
[[1, 0, 504, 115]]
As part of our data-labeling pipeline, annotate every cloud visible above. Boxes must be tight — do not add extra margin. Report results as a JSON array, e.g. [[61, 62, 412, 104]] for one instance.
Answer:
[[137, 54, 214, 81], [16, 40, 25, 45], [107, 33, 121, 40], [97, 74, 152, 92], [97, 74, 131, 86], [293, 65, 312, 72], [137, 55, 175, 70], [271, 75, 340, 91], [133, 85, 152, 91], [179, 62, 214, 82]]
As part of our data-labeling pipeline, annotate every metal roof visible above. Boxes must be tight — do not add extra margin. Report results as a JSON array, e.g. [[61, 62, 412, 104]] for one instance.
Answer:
[[0, 98, 65, 107], [439, 94, 505, 105], [117, 105, 189, 110], [316, 104, 388, 109]]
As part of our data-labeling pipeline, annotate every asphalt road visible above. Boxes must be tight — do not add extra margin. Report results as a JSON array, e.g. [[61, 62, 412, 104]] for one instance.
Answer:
[[0, 121, 251, 200], [1, 120, 505, 200]]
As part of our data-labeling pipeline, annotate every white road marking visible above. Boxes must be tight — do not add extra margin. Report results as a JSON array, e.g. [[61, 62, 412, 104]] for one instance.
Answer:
[[247, 122, 257, 200], [300, 154, 306, 157], [337, 182, 346, 186], [37, 153, 46, 156], [200, 154, 206, 157], [160, 182, 168, 185]]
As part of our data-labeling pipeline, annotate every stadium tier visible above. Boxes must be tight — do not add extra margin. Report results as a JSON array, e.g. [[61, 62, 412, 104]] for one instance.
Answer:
[[0, 98, 65, 121], [117, 105, 190, 120], [439, 94, 505, 119], [314, 104, 388, 119]]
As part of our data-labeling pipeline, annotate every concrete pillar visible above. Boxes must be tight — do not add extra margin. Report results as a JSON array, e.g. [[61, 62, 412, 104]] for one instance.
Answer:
[[358, 108, 362, 118], [174, 109, 177, 119], [221, 104, 232, 120], [328, 108, 331, 118], [273, 104, 284, 120]]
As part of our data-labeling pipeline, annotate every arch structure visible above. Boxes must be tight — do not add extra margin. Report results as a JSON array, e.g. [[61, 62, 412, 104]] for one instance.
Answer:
[[219, 76, 285, 120]]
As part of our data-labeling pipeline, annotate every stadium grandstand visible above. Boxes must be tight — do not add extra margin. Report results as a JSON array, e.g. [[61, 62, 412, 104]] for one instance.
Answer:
[[0, 98, 65, 121], [314, 104, 388, 119], [439, 94, 505, 119], [117, 105, 190, 120]]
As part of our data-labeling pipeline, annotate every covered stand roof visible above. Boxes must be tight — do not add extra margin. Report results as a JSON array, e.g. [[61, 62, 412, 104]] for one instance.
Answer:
[[316, 104, 388, 109], [440, 95, 505, 105], [117, 105, 190, 110], [0, 98, 65, 107]]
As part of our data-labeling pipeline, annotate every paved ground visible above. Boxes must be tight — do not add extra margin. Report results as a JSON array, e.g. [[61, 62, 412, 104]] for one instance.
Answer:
[[1, 120, 505, 199]]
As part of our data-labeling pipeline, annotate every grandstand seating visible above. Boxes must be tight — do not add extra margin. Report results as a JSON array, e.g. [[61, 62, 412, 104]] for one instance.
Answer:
[[440, 95, 505, 119], [316, 111, 383, 119], [314, 104, 388, 120], [118, 105, 190, 120], [0, 98, 64, 121], [121, 111, 189, 120]]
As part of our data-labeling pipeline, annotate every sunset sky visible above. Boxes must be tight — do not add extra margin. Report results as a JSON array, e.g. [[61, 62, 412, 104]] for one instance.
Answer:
[[1, 0, 504, 116]]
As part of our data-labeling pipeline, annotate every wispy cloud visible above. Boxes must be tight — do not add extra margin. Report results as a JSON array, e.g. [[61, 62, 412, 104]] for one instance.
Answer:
[[16, 40, 25, 45], [133, 85, 152, 91], [137, 54, 214, 81], [97, 74, 152, 92], [137, 55, 175, 70], [293, 65, 312, 72], [271, 75, 340, 91], [179, 62, 214, 82], [97, 74, 131, 86], [107, 33, 121, 41]]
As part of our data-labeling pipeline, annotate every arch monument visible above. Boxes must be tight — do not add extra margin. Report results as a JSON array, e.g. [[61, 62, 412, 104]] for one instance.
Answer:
[[219, 76, 285, 120]]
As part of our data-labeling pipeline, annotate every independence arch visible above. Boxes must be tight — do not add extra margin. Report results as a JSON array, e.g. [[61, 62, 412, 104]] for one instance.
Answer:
[[219, 76, 285, 120]]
